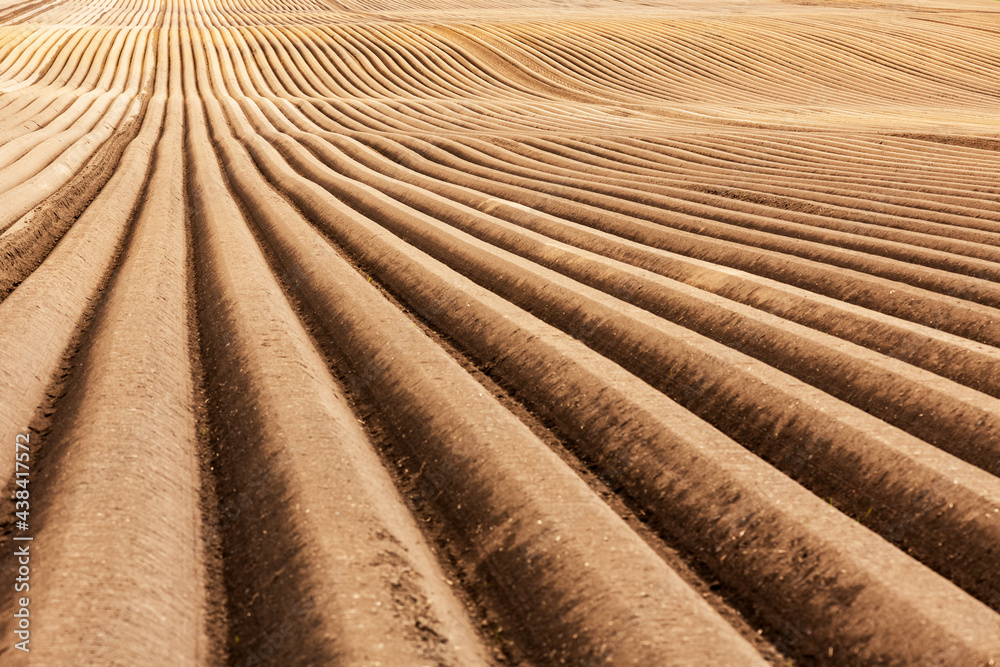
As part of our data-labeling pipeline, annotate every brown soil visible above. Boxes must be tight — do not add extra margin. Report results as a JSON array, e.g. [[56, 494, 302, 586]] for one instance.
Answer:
[[1, 0, 999, 664]]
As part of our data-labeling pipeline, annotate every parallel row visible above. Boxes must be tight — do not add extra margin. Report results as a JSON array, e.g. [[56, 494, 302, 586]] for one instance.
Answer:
[[1, 0, 1000, 664]]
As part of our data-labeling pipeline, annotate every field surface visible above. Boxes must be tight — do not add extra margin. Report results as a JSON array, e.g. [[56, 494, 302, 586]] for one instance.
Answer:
[[1, 0, 1000, 663]]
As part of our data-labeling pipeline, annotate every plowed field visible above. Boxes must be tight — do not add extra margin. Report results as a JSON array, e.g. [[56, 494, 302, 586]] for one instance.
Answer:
[[1, 0, 1000, 663]]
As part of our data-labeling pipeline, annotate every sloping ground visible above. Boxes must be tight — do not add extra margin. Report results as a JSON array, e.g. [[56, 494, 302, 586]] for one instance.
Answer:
[[1, 0, 999, 663]]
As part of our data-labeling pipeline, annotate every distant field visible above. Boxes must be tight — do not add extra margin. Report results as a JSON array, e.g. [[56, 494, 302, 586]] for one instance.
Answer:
[[1, 0, 999, 663]]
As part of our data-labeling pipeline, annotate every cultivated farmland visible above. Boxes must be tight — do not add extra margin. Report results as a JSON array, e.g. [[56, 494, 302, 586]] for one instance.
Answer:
[[1, 0, 999, 663]]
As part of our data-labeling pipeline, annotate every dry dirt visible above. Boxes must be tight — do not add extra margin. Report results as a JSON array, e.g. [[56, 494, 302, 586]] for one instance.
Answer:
[[1, 0, 999, 664]]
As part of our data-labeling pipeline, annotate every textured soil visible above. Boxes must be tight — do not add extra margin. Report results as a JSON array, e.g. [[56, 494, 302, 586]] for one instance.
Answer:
[[1, 0, 1000, 664]]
